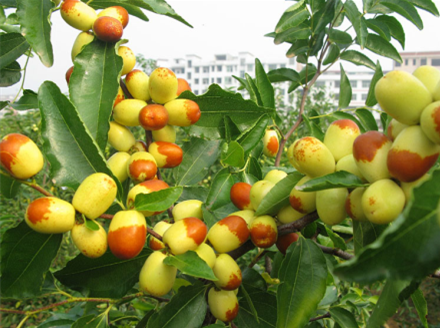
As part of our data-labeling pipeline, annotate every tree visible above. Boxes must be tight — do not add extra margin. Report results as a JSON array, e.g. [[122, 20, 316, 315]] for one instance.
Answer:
[[1, 0, 440, 327]]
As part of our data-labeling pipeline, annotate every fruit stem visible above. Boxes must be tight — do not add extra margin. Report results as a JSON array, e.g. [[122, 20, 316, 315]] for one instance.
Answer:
[[23, 180, 54, 197], [310, 312, 331, 322], [120, 78, 134, 99], [248, 249, 267, 268], [147, 227, 163, 241]]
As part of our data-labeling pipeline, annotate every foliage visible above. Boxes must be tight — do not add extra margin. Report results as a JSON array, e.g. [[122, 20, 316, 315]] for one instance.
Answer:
[[1, 0, 440, 327]]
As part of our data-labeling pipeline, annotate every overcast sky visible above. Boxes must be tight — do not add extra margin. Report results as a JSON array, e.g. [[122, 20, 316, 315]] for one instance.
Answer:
[[2, 0, 440, 96]]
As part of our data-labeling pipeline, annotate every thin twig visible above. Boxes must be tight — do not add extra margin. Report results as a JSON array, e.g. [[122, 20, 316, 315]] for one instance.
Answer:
[[147, 227, 163, 241], [310, 312, 331, 322], [318, 245, 353, 260]]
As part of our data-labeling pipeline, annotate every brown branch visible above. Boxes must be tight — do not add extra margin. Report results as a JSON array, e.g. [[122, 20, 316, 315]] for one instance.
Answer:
[[99, 214, 114, 220], [248, 250, 267, 268], [147, 227, 163, 241], [318, 245, 354, 260], [310, 312, 331, 322], [119, 78, 133, 99]]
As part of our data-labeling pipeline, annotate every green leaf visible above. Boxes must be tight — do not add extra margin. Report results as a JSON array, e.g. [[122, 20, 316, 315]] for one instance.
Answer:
[[72, 314, 109, 328], [181, 84, 276, 130], [90, 0, 191, 27], [10, 92, 38, 110], [312, 0, 337, 33], [0, 60, 21, 87], [236, 114, 270, 155], [87, 1, 149, 22], [302, 114, 324, 141], [247, 157, 263, 180], [38, 318, 77, 328], [235, 285, 277, 328], [366, 280, 415, 328], [163, 251, 217, 281], [286, 39, 309, 58], [365, 33, 402, 63], [147, 283, 207, 328], [201, 205, 219, 229], [222, 141, 245, 167], [255, 58, 275, 109], [411, 289, 429, 328], [339, 50, 376, 70], [339, 65, 352, 109], [54, 249, 152, 298], [355, 108, 378, 131], [274, 23, 312, 44], [0, 33, 29, 70], [84, 218, 99, 231], [334, 169, 440, 283], [70, 40, 122, 151], [0, 0, 16, 7], [205, 168, 238, 211], [319, 286, 338, 307], [276, 238, 328, 328], [1, 221, 62, 298], [323, 43, 340, 66], [222, 115, 241, 142], [246, 73, 263, 106], [365, 61, 383, 107], [17, 0, 54, 67], [173, 138, 222, 186], [408, 0, 439, 16], [267, 68, 300, 83], [242, 267, 267, 291], [299, 63, 317, 85], [366, 18, 391, 41], [381, 0, 423, 29], [38, 81, 122, 195], [275, 2, 310, 33], [327, 28, 352, 44], [256, 172, 303, 216], [329, 307, 359, 328], [134, 186, 182, 212], [375, 15, 405, 48], [324, 225, 347, 250], [352, 220, 387, 254], [297, 171, 367, 192], [344, 0, 368, 48], [0, 172, 21, 198]]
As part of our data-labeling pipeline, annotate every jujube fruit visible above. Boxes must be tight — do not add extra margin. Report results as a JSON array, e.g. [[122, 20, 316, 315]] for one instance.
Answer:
[[207, 215, 250, 253], [149, 67, 178, 104], [127, 152, 157, 183], [263, 169, 287, 184], [125, 69, 150, 101], [276, 232, 299, 255], [139, 251, 177, 297], [323, 119, 360, 162], [126, 179, 169, 216], [97, 6, 129, 28], [107, 151, 130, 183], [230, 182, 253, 210], [71, 221, 108, 258], [162, 217, 207, 255], [262, 129, 279, 157], [60, 0, 97, 31], [208, 287, 239, 322], [93, 16, 123, 43], [164, 99, 201, 126], [108, 121, 136, 152], [113, 99, 147, 127], [148, 141, 183, 168], [316, 188, 348, 225], [151, 125, 177, 143], [139, 104, 169, 131], [250, 180, 275, 210], [71, 31, 94, 62], [420, 101, 440, 145], [194, 243, 216, 268], [212, 253, 242, 290], [118, 46, 136, 76], [149, 220, 172, 250], [249, 215, 278, 248], [172, 199, 203, 221], [289, 176, 316, 214]]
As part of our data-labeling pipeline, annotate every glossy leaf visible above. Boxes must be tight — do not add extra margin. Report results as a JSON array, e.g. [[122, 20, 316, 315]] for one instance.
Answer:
[[242, 267, 267, 291], [0, 172, 21, 198], [1, 221, 62, 298], [366, 18, 391, 41], [255, 172, 303, 216], [276, 238, 327, 328], [38, 81, 120, 193], [286, 39, 309, 58], [54, 249, 152, 298], [352, 220, 387, 254], [335, 169, 440, 283], [71, 314, 109, 328], [147, 283, 207, 328], [324, 225, 347, 250], [339, 50, 376, 70], [327, 28, 352, 44], [222, 141, 245, 167], [235, 285, 277, 328], [297, 171, 367, 192], [299, 63, 317, 84], [202, 205, 219, 229], [344, 0, 368, 48], [323, 43, 340, 65], [0, 32, 29, 70], [267, 68, 300, 83], [275, 2, 310, 33], [163, 251, 217, 281], [375, 15, 405, 48], [365, 61, 383, 107], [246, 73, 263, 106], [90, 0, 191, 27], [0, 60, 21, 87], [247, 157, 263, 180], [17, 0, 53, 67], [366, 280, 415, 328], [255, 58, 275, 109], [355, 108, 378, 131], [339, 65, 352, 109], [274, 23, 312, 44], [236, 114, 270, 155], [411, 289, 429, 328], [329, 307, 359, 328], [382, 0, 423, 29], [134, 186, 182, 212], [205, 168, 238, 211], [70, 40, 122, 151], [312, 0, 337, 33], [408, 0, 439, 16], [10, 91, 38, 110], [173, 138, 222, 186], [181, 84, 275, 130], [365, 33, 402, 63]]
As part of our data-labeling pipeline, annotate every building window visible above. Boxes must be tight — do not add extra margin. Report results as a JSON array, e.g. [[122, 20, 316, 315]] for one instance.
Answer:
[[315, 81, 325, 88], [203, 78, 209, 84], [405, 59, 409, 65], [240, 58, 245, 66], [395, 61, 401, 67], [352, 94, 357, 100], [195, 78, 199, 85], [194, 90, 199, 95], [350, 80, 357, 88], [335, 81, 340, 88], [280, 64, 286, 68], [211, 78, 214, 83], [211, 65, 215, 71], [240, 70, 245, 78], [217, 65, 222, 72], [421, 58, 427, 65], [362, 94, 368, 100], [362, 80, 370, 88], [269, 64, 277, 70], [413, 59, 417, 65], [247, 64, 254, 71], [188, 60, 192, 68], [187, 72, 191, 80], [225, 77, 232, 84], [195, 67, 200, 73], [203, 66, 209, 73], [227, 65, 234, 72], [217, 77, 222, 84], [334, 93, 339, 100], [432, 59, 440, 66]]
